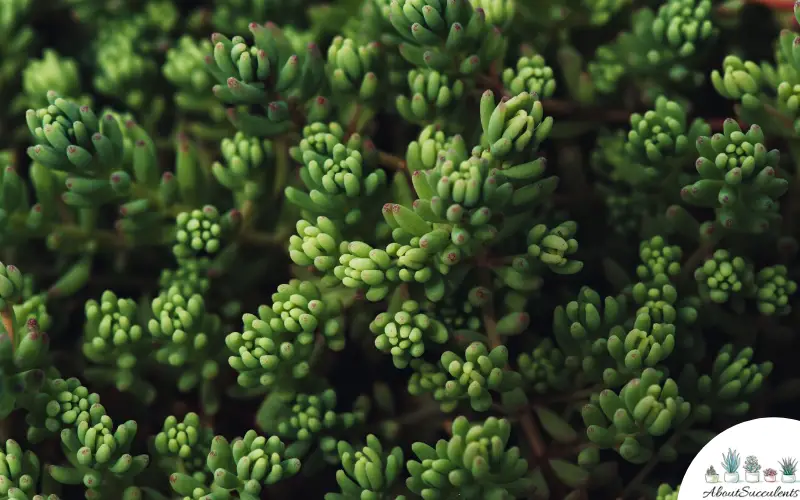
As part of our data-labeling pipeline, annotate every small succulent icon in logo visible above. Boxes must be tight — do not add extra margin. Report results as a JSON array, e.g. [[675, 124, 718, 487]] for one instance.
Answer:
[[721, 448, 741, 483], [780, 457, 798, 483], [744, 455, 761, 482], [765, 468, 778, 482], [705, 465, 720, 483]]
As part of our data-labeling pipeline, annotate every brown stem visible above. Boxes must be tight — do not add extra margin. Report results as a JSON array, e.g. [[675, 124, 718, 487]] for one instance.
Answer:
[[475, 74, 510, 99], [749, 0, 796, 10], [679, 231, 723, 285], [536, 386, 601, 405], [518, 411, 550, 461], [286, 97, 308, 130], [56, 196, 75, 225], [201, 413, 215, 429], [708, 118, 747, 132], [238, 227, 289, 248], [475, 74, 632, 123], [750, 102, 796, 130], [1, 306, 15, 348], [553, 191, 602, 208], [547, 441, 592, 459], [236, 137, 290, 247], [619, 419, 694, 498], [544, 98, 631, 123], [240, 200, 255, 227], [378, 151, 406, 171], [48, 224, 128, 250], [715, 0, 796, 16], [478, 264, 564, 496], [345, 104, 364, 140], [381, 402, 443, 428], [58, 220, 282, 251], [273, 135, 291, 201], [476, 74, 753, 130], [783, 140, 800, 234]]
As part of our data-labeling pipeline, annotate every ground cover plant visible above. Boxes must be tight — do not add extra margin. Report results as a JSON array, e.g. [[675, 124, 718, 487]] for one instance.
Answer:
[[0, 0, 799, 498]]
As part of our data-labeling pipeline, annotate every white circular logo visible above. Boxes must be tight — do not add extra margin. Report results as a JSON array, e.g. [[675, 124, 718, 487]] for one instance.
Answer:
[[680, 418, 800, 498]]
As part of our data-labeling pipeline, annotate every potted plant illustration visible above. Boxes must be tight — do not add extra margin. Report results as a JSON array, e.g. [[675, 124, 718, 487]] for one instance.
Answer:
[[780, 457, 798, 483], [706, 465, 720, 483], [744, 455, 761, 482], [765, 469, 778, 483], [722, 449, 741, 482]]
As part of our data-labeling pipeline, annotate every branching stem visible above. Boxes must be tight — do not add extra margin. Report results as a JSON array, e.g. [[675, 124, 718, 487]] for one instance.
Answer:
[[679, 231, 723, 286], [749, 0, 796, 10], [479, 262, 563, 496], [378, 151, 406, 171], [1, 306, 15, 350], [620, 419, 694, 498]]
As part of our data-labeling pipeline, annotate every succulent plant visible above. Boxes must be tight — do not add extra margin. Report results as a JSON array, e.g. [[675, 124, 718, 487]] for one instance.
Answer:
[[780, 457, 798, 476], [0, 0, 794, 498], [744, 455, 760, 474], [722, 449, 741, 474]]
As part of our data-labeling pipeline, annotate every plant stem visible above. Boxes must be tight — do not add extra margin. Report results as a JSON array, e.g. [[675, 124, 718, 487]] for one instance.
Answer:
[[238, 228, 287, 247], [479, 264, 563, 496], [378, 151, 406, 171], [392, 403, 443, 427], [53, 225, 128, 250], [679, 231, 723, 286], [130, 182, 188, 217], [240, 200, 255, 227], [537, 386, 601, 405], [783, 139, 800, 236], [346, 103, 364, 139], [708, 118, 747, 132], [11, 211, 282, 252], [475, 74, 632, 123], [273, 136, 290, 200], [749, 0, 796, 10], [760, 102, 795, 130], [620, 420, 694, 498], [1, 306, 15, 349], [544, 98, 631, 123]]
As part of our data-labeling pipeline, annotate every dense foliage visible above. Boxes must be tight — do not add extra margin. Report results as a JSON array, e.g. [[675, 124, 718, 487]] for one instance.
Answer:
[[0, 0, 797, 498]]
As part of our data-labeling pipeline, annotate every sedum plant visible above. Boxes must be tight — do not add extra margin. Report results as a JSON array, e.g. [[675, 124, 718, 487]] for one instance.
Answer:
[[0, 0, 798, 499]]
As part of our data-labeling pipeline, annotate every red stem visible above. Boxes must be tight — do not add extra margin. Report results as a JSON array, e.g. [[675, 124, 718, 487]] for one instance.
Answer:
[[750, 0, 796, 10]]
